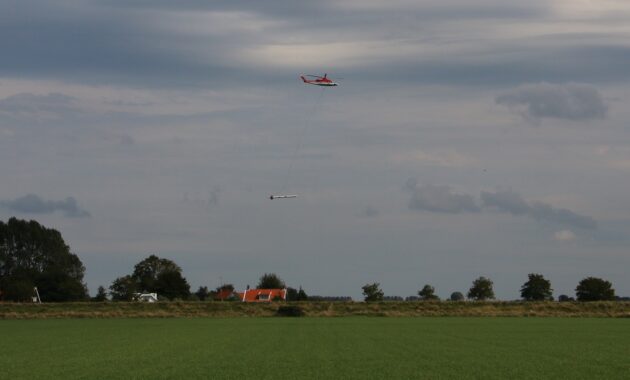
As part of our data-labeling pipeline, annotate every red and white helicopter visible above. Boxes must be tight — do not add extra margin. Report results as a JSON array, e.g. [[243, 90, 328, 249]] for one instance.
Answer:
[[300, 73, 338, 87]]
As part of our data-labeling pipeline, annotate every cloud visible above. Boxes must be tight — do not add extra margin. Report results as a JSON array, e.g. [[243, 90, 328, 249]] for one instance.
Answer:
[[118, 134, 136, 146], [357, 205, 379, 218], [3, 2, 630, 88], [496, 83, 608, 123], [406, 182, 480, 213], [479, 188, 529, 215], [481, 189, 597, 229], [554, 229, 576, 242], [405, 183, 597, 230], [182, 186, 222, 209], [0, 93, 77, 122], [208, 186, 222, 207], [528, 201, 597, 230], [0, 194, 91, 218], [390, 150, 478, 168]]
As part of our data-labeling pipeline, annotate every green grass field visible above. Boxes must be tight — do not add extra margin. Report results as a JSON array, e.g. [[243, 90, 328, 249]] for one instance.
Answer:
[[1, 318, 629, 379]]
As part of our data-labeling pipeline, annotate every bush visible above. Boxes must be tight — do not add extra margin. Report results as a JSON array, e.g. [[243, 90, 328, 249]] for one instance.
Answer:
[[418, 284, 439, 301], [450, 292, 465, 301], [362, 283, 384, 302], [276, 305, 305, 317], [257, 273, 286, 289], [468, 277, 495, 301], [520, 273, 553, 301], [576, 277, 615, 301]]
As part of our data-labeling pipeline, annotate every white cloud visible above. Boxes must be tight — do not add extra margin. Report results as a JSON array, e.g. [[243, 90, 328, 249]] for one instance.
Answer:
[[554, 229, 576, 242], [552, 0, 630, 19]]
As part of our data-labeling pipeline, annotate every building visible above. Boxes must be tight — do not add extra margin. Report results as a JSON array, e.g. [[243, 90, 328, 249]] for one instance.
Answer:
[[240, 288, 287, 302], [134, 293, 158, 302]]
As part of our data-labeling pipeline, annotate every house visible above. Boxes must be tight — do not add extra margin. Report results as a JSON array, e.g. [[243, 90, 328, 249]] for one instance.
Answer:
[[241, 288, 287, 302], [134, 293, 158, 302]]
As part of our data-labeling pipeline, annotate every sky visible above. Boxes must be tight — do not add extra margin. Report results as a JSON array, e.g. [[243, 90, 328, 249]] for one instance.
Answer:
[[2, 0, 630, 300]]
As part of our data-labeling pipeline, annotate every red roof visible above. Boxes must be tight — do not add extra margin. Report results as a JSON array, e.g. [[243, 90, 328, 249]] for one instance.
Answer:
[[241, 289, 286, 302], [214, 288, 236, 301]]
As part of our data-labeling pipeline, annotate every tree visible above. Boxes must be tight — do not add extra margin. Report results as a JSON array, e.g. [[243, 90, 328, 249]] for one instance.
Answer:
[[216, 284, 235, 293], [2, 274, 35, 302], [257, 273, 286, 289], [286, 286, 308, 301], [520, 273, 553, 301], [575, 277, 615, 301], [212, 284, 237, 301], [558, 294, 574, 302], [286, 287, 298, 301], [155, 270, 190, 300], [132, 255, 182, 292], [37, 269, 88, 302], [467, 276, 495, 301], [418, 284, 439, 301], [297, 286, 308, 301], [93, 286, 108, 302], [109, 275, 138, 301], [0, 217, 88, 301], [195, 286, 210, 301], [450, 291, 465, 301], [109, 254, 191, 301], [362, 282, 384, 302]]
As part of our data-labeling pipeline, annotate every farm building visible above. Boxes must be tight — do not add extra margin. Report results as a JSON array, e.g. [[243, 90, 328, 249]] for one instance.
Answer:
[[240, 288, 287, 302], [134, 293, 158, 302], [213, 287, 287, 302]]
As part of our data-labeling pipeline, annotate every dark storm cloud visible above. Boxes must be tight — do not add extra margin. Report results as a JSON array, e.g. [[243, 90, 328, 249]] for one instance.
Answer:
[[0, 1, 245, 87], [103, 0, 324, 18], [481, 189, 597, 229], [104, 0, 544, 21], [1, 194, 91, 218], [383, 45, 630, 86], [3, 1, 629, 88], [496, 83, 608, 123], [406, 183, 480, 214]]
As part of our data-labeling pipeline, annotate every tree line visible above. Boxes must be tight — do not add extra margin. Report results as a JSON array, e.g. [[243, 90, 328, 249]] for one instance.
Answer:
[[361, 274, 616, 302], [0, 217, 622, 302]]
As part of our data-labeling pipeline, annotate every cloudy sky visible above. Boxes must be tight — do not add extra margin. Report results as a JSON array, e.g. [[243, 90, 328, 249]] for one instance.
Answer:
[[2, 0, 630, 299]]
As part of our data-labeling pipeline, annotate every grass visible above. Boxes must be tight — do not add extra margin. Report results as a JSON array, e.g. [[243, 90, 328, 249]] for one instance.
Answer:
[[1, 318, 629, 379], [2, 301, 630, 318]]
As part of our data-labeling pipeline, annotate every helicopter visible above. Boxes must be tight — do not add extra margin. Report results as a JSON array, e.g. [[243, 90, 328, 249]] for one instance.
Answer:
[[269, 74, 337, 202], [300, 74, 338, 87]]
